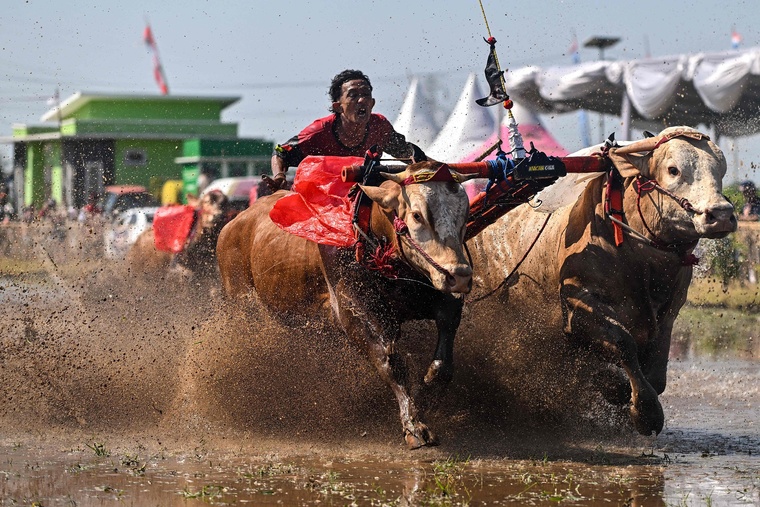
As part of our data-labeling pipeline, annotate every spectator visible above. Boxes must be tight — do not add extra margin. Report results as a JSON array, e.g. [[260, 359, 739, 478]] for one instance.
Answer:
[[739, 181, 760, 220]]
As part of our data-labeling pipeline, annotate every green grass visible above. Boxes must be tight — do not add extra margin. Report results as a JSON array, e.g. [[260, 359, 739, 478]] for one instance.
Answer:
[[687, 277, 760, 309], [85, 442, 110, 457]]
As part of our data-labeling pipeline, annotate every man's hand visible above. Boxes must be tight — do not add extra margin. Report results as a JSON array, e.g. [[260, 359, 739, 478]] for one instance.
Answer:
[[262, 173, 288, 193]]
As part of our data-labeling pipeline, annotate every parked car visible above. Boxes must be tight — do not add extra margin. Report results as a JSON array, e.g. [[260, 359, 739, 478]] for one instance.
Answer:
[[201, 171, 295, 212], [102, 185, 159, 218], [104, 206, 160, 260]]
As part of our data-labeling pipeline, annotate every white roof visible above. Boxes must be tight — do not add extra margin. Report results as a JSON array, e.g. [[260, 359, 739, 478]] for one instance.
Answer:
[[393, 76, 442, 149], [504, 47, 760, 137], [426, 73, 496, 162]]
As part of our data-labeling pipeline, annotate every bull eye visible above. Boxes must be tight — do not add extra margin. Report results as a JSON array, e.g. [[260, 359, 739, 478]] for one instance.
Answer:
[[411, 211, 423, 223], [668, 166, 680, 177]]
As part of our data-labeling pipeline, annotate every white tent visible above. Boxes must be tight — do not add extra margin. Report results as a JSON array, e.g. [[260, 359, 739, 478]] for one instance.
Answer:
[[393, 76, 442, 149], [504, 47, 760, 138], [426, 73, 496, 162]]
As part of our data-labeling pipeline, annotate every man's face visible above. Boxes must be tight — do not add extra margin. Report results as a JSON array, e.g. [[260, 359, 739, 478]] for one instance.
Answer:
[[333, 79, 375, 125]]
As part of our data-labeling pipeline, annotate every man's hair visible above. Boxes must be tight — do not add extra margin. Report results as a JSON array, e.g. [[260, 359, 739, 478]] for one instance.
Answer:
[[329, 69, 372, 103]]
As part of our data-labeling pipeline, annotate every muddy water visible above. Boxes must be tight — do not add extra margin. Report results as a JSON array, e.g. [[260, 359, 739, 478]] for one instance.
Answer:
[[0, 250, 757, 505]]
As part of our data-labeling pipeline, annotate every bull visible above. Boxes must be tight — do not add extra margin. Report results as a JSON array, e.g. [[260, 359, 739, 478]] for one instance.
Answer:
[[127, 190, 233, 281], [465, 126, 737, 435], [217, 161, 476, 448]]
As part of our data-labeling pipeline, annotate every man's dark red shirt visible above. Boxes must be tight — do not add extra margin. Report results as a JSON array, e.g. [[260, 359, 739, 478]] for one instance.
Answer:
[[274, 113, 412, 168]]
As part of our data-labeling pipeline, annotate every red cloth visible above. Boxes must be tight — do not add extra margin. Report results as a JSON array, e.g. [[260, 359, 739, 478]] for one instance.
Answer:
[[269, 156, 361, 247], [153, 204, 196, 253]]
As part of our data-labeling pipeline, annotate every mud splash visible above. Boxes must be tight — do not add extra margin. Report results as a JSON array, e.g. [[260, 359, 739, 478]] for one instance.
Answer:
[[0, 235, 757, 505]]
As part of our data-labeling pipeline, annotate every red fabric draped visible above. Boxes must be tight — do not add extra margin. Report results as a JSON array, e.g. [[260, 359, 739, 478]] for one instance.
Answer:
[[269, 156, 361, 247], [153, 204, 195, 253]]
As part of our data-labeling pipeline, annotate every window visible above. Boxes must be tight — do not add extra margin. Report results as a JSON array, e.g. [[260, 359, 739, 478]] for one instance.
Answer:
[[124, 149, 147, 166], [228, 162, 248, 178]]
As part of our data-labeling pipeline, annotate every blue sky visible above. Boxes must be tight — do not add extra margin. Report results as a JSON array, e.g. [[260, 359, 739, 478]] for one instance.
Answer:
[[2, 0, 759, 181]]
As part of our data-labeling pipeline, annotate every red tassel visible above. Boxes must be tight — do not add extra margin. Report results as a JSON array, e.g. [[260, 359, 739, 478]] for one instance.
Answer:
[[367, 243, 397, 278]]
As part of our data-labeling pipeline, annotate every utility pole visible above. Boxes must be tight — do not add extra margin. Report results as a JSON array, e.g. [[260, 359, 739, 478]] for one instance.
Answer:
[[584, 36, 620, 141]]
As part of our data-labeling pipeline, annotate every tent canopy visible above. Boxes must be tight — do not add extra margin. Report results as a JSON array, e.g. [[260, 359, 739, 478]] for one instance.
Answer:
[[504, 47, 760, 137]]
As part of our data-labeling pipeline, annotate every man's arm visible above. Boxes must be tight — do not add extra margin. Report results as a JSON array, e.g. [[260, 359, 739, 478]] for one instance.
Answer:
[[265, 137, 303, 190], [270, 154, 288, 185]]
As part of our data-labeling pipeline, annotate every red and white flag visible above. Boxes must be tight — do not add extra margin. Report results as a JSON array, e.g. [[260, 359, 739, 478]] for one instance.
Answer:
[[731, 27, 742, 50], [143, 23, 169, 95]]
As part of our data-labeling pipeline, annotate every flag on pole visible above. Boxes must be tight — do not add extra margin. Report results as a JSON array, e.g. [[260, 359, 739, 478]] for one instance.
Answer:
[[143, 23, 169, 95], [568, 34, 580, 65], [476, 37, 509, 107], [731, 27, 742, 50], [569, 33, 590, 147]]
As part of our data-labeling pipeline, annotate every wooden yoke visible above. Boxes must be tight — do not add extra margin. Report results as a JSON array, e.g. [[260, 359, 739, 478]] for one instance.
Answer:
[[457, 156, 611, 240], [341, 155, 612, 241]]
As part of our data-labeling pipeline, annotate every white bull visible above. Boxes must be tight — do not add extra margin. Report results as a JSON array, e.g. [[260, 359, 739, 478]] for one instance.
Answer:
[[465, 126, 737, 435]]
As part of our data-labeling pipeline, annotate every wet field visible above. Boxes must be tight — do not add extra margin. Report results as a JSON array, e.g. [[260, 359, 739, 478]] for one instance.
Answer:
[[0, 230, 757, 506]]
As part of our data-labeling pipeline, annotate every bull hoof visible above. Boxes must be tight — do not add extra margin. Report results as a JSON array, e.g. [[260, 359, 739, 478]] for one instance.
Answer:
[[630, 397, 664, 436], [404, 425, 439, 450], [424, 359, 453, 385]]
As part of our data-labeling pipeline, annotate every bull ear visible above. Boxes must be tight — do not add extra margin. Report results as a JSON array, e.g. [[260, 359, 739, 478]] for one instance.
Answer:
[[608, 151, 651, 178], [359, 184, 401, 211]]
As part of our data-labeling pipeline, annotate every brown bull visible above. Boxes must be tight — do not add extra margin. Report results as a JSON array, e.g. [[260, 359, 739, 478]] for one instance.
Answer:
[[127, 190, 233, 280], [465, 126, 737, 435], [217, 161, 476, 448]]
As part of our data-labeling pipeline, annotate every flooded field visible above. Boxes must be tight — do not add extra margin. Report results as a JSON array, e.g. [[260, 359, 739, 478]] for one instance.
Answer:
[[0, 235, 757, 506]]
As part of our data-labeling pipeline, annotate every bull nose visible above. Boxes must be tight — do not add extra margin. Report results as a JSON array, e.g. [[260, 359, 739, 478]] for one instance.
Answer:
[[703, 201, 738, 232], [705, 202, 736, 226], [445, 265, 473, 294]]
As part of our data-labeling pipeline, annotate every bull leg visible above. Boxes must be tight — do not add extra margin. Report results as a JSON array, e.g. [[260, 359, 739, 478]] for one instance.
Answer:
[[365, 336, 439, 449], [348, 314, 437, 449], [423, 294, 463, 395], [642, 322, 674, 396], [320, 252, 437, 449], [563, 288, 664, 435], [616, 341, 663, 436]]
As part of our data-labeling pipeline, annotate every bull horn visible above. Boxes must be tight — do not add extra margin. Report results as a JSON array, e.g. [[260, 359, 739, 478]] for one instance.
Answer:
[[450, 170, 483, 182], [612, 137, 660, 155], [381, 165, 479, 185], [380, 169, 413, 184]]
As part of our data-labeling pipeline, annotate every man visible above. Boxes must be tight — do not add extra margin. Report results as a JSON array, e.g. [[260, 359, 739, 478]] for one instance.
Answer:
[[264, 69, 426, 190], [739, 180, 760, 221]]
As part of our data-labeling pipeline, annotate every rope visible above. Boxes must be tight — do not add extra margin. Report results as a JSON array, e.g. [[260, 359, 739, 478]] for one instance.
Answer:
[[477, 0, 493, 38], [477, 0, 509, 103], [393, 215, 454, 280]]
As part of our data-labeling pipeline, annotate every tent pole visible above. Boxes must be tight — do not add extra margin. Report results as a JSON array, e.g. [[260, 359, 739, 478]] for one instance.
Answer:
[[620, 94, 631, 140]]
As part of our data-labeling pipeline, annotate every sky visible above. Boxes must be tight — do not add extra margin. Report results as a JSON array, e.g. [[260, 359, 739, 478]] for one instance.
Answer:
[[2, 0, 760, 182]]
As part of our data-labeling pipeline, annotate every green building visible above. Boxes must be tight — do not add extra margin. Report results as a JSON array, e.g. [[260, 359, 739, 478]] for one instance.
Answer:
[[6, 92, 273, 210]]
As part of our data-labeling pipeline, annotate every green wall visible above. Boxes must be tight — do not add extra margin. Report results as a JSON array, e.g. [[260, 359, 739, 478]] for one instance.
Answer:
[[62, 119, 238, 137], [47, 143, 63, 206], [114, 139, 183, 187], [182, 138, 272, 158]]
